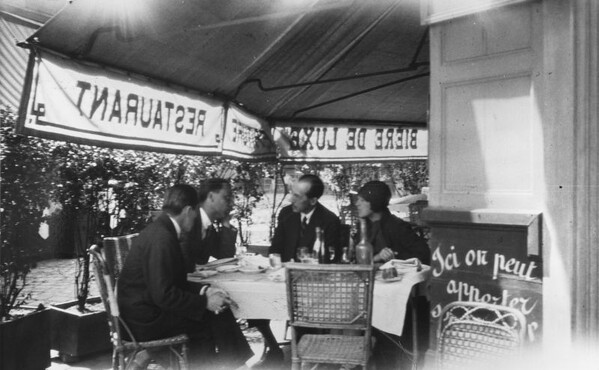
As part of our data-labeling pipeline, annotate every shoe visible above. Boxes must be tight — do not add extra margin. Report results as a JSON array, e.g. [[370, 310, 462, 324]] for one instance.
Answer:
[[128, 350, 151, 370]]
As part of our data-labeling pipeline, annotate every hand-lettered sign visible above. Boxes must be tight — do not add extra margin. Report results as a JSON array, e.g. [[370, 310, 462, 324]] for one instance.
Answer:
[[422, 209, 543, 347]]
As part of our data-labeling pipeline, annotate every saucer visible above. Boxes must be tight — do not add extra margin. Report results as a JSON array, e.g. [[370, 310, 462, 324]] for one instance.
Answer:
[[375, 271, 404, 283], [216, 265, 240, 273], [239, 266, 265, 274]]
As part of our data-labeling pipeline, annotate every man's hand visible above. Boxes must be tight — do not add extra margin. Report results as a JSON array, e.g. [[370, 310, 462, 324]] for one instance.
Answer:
[[205, 287, 232, 314], [374, 247, 395, 263]]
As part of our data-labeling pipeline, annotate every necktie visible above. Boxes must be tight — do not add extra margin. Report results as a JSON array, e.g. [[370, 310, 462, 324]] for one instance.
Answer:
[[205, 224, 216, 241], [300, 216, 308, 238]]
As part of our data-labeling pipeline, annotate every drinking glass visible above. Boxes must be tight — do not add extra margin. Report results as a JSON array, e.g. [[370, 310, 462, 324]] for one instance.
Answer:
[[269, 253, 282, 269], [296, 247, 309, 262], [328, 246, 336, 262]]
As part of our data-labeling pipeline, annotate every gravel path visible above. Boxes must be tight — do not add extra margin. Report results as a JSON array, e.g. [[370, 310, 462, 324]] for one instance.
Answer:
[[20, 258, 99, 307]]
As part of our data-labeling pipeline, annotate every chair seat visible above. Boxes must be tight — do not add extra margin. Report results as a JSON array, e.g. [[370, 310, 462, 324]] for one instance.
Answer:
[[119, 334, 189, 351], [298, 334, 368, 365]]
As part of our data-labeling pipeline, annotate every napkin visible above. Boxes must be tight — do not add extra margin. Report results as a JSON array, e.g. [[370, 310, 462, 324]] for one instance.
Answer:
[[196, 257, 238, 270], [380, 258, 422, 272]]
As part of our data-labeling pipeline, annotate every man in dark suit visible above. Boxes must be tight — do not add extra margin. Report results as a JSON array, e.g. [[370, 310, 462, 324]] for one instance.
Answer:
[[117, 184, 252, 369], [184, 178, 286, 369], [182, 178, 238, 269], [259, 174, 341, 366], [270, 174, 341, 263]]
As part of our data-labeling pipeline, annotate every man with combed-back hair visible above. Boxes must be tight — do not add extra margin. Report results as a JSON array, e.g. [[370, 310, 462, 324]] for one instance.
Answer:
[[262, 174, 341, 366], [180, 178, 238, 272], [270, 174, 341, 263]]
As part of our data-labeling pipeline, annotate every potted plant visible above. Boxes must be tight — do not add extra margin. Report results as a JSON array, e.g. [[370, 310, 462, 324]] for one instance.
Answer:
[[0, 105, 52, 370]]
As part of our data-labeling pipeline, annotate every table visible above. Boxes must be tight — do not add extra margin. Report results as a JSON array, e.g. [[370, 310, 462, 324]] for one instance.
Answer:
[[188, 265, 431, 337]]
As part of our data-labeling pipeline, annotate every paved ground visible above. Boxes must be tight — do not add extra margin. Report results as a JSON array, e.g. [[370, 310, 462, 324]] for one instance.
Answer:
[[22, 258, 98, 306]]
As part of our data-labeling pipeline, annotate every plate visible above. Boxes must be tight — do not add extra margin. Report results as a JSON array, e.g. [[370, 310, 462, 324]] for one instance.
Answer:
[[189, 270, 217, 278], [197, 257, 238, 270], [216, 265, 240, 273], [375, 271, 404, 283], [376, 275, 404, 283], [239, 266, 265, 274]]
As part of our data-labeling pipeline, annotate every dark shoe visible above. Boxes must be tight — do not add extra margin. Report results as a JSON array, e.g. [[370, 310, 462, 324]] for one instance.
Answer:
[[128, 350, 151, 370]]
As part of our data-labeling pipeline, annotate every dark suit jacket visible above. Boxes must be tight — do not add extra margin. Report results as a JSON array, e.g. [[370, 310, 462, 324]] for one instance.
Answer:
[[269, 203, 341, 263], [117, 214, 207, 340], [180, 212, 238, 269], [357, 209, 431, 265]]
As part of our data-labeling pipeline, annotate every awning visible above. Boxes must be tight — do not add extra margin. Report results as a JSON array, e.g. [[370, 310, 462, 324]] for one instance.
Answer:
[[17, 0, 429, 161]]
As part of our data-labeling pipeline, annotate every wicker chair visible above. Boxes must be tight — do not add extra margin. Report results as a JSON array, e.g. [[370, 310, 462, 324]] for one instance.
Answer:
[[102, 233, 138, 283], [89, 244, 189, 370], [437, 301, 527, 370], [285, 263, 375, 370]]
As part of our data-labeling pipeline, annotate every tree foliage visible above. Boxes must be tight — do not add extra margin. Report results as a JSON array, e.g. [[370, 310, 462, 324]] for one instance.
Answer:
[[1, 106, 57, 319], [0, 104, 277, 313]]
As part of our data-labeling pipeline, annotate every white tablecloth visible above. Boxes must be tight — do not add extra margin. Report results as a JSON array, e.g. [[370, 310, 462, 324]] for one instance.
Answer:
[[189, 265, 430, 337]]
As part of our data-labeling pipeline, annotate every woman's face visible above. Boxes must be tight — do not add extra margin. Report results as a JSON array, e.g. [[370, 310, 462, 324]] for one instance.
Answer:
[[356, 195, 373, 218]]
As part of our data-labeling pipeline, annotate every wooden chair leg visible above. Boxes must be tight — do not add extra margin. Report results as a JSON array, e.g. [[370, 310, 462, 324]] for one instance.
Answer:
[[291, 359, 301, 370]]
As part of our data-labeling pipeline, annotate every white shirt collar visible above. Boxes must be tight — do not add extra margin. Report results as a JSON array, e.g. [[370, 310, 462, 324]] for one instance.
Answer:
[[199, 207, 212, 238], [301, 207, 316, 223], [168, 215, 182, 239]]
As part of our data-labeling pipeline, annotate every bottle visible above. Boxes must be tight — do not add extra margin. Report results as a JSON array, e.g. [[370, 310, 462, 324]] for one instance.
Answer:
[[312, 227, 325, 264], [347, 228, 356, 264], [340, 247, 351, 264], [355, 218, 373, 265]]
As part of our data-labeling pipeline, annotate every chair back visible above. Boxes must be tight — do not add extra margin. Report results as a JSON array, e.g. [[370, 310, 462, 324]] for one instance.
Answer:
[[90, 244, 189, 370], [285, 263, 375, 369], [286, 263, 375, 330], [89, 245, 128, 362], [437, 301, 527, 370], [102, 233, 138, 283]]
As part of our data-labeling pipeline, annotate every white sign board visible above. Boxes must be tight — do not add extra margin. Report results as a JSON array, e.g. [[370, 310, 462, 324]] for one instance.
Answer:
[[274, 123, 428, 162], [19, 51, 225, 155], [222, 104, 276, 160]]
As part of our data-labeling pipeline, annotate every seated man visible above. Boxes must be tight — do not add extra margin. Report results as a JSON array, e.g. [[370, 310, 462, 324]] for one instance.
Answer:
[[180, 178, 238, 272], [270, 174, 341, 263], [184, 177, 285, 368], [263, 174, 341, 364], [117, 184, 253, 369]]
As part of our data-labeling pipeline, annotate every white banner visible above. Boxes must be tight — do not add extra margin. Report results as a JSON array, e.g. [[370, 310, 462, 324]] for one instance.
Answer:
[[222, 104, 276, 160], [20, 51, 225, 154], [273, 123, 428, 162]]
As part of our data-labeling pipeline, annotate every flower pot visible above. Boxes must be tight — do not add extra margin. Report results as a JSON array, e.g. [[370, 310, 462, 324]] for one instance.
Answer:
[[49, 296, 111, 363], [0, 308, 51, 370]]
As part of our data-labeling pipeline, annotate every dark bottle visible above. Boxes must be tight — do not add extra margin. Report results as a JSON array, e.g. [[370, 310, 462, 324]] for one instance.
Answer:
[[347, 223, 357, 263], [312, 227, 326, 264], [355, 218, 373, 265]]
